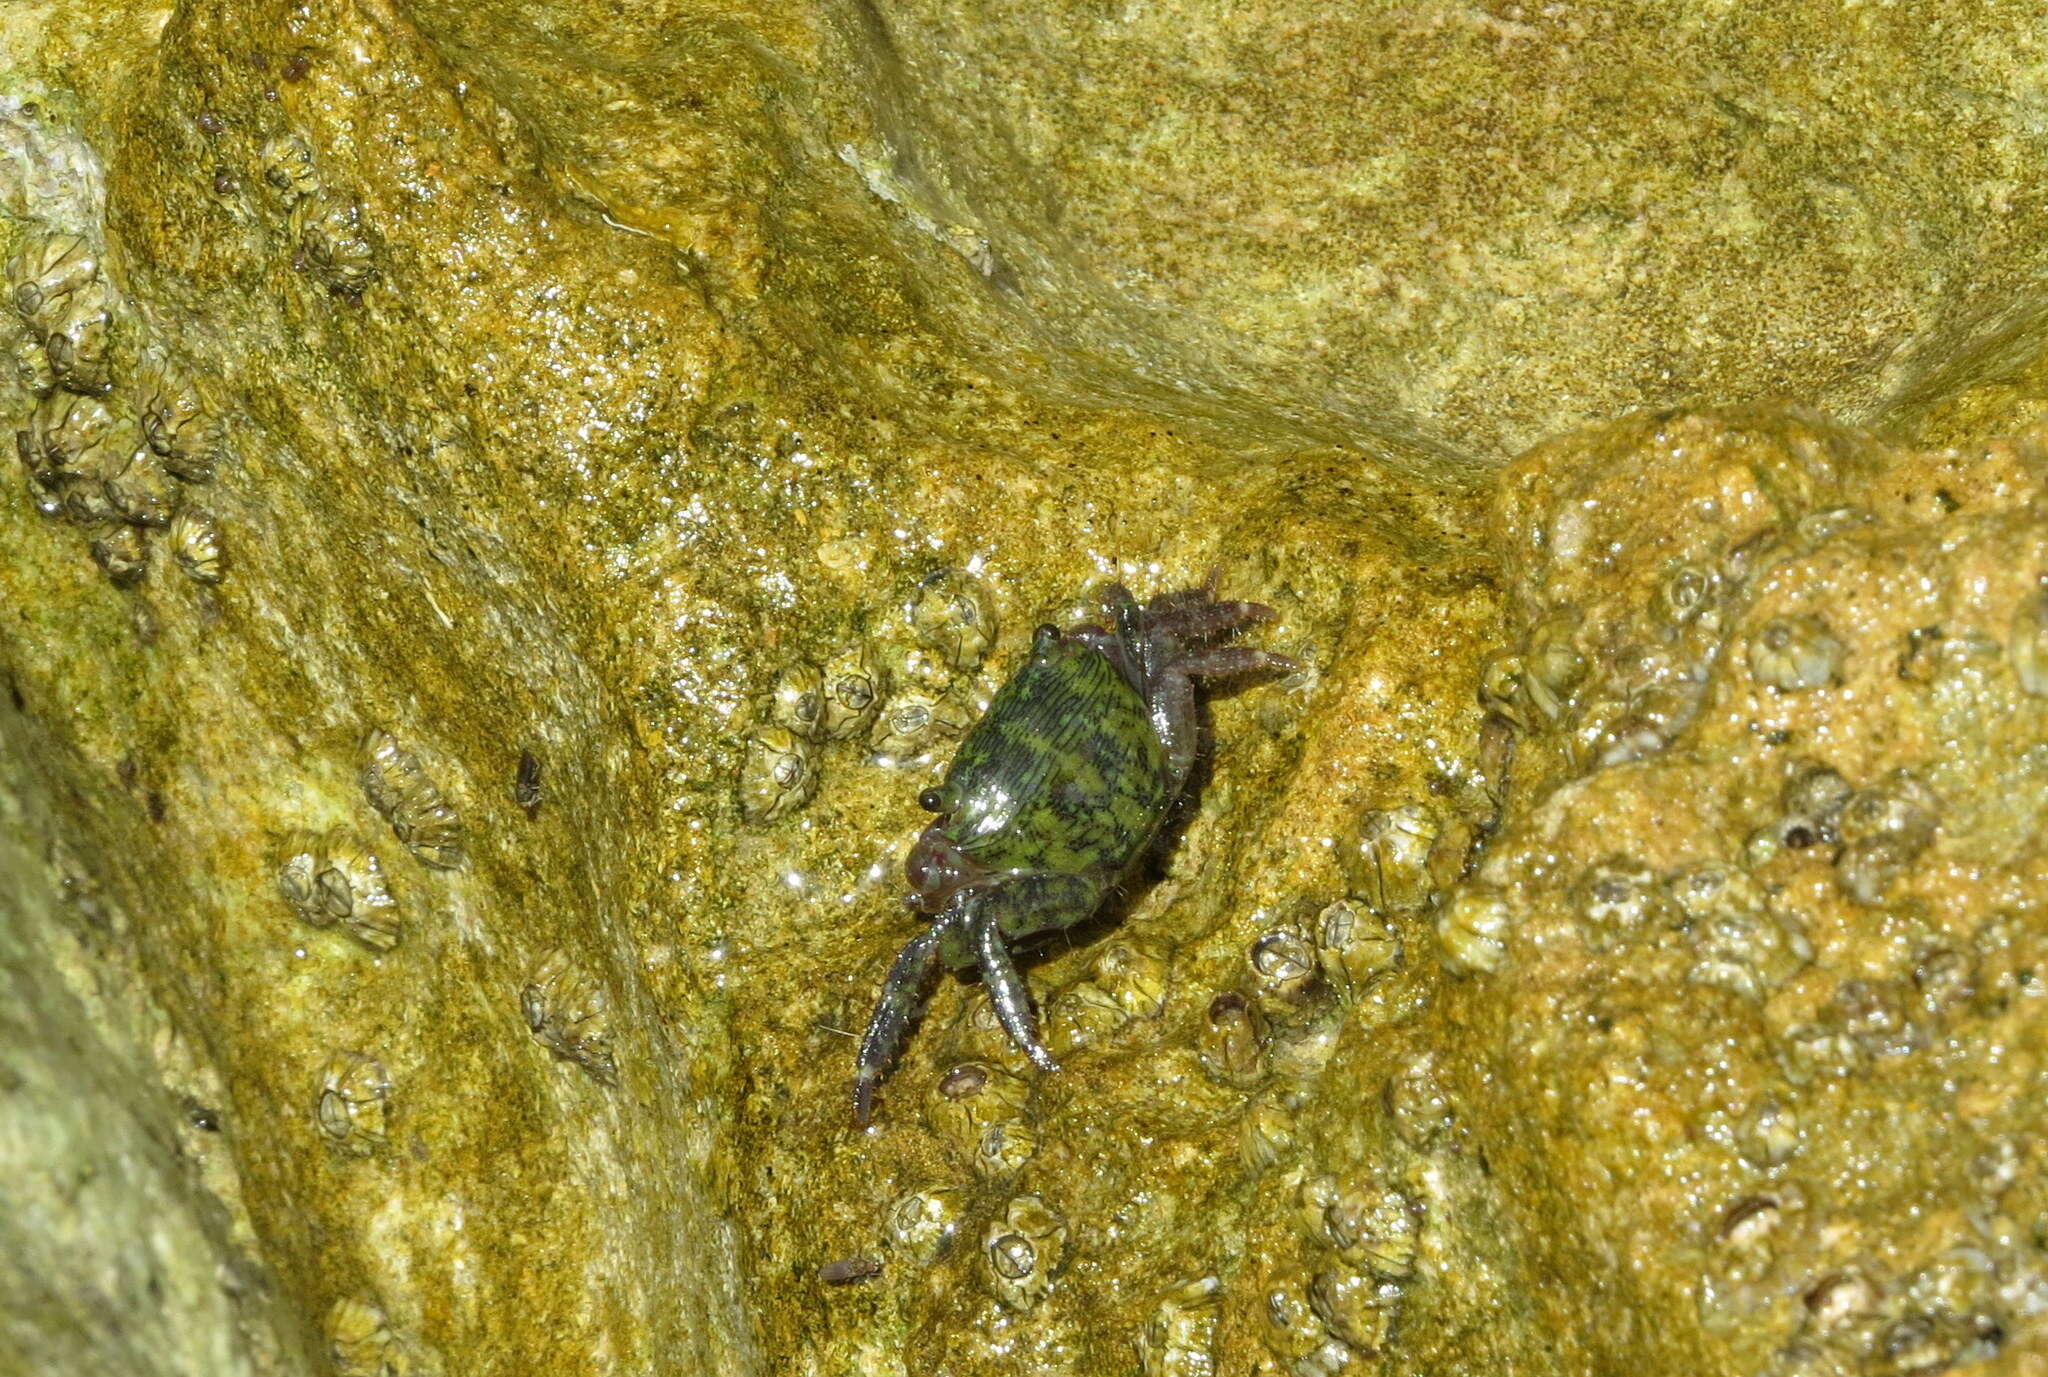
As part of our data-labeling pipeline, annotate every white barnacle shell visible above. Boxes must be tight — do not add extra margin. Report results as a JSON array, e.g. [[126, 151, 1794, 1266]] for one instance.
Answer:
[[293, 189, 381, 295], [137, 356, 224, 482], [169, 506, 226, 582], [886, 1186, 965, 1265], [1092, 938, 1171, 1020], [1043, 978, 1129, 1057], [42, 279, 113, 395], [1139, 1276, 1222, 1377], [1198, 991, 1268, 1087], [260, 132, 319, 199], [1834, 771, 1938, 906], [738, 724, 817, 823], [974, 1115, 1040, 1180], [10, 332, 55, 397], [818, 642, 884, 740], [20, 391, 122, 484], [89, 525, 148, 585], [912, 570, 997, 671], [1248, 926, 1319, 1002], [983, 1194, 1066, 1311], [1571, 857, 1669, 952], [1309, 1264, 1401, 1355], [521, 948, 618, 1085], [1749, 614, 1846, 691], [7, 231, 99, 327], [1321, 1178, 1422, 1282], [1239, 1092, 1298, 1171], [277, 831, 334, 926], [1654, 561, 1719, 630], [1343, 804, 1439, 916], [1435, 885, 1512, 975], [1521, 612, 1586, 722], [1315, 899, 1401, 998], [765, 660, 826, 741], [316, 1050, 391, 1153], [361, 729, 466, 869], [325, 1294, 403, 1377], [317, 830, 400, 950], [106, 451, 179, 529], [924, 1060, 1030, 1158], [867, 687, 971, 763]]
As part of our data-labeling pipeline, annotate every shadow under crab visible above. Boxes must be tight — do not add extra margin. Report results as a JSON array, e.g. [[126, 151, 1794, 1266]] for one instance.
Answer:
[[853, 576, 1298, 1125]]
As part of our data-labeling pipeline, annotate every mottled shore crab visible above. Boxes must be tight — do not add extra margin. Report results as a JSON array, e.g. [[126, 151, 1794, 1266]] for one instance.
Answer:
[[853, 576, 1297, 1124]]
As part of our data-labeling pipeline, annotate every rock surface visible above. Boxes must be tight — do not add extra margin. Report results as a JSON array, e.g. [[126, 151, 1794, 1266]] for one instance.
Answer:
[[4, 2, 2048, 1375]]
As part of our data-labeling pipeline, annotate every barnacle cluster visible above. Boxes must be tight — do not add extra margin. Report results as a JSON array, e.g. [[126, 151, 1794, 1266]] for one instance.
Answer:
[[276, 827, 402, 951], [7, 229, 232, 584], [521, 949, 620, 1086], [361, 729, 466, 870], [737, 567, 1000, 822]]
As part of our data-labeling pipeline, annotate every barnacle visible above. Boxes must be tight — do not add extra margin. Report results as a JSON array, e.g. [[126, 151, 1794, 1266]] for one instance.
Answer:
[[983, 1194, 1066, 1310], [1249, 926, 1318, 1002], [361, 729, 467, 869], [886, 1186, 965, 1265], [137, 358, 224, 482], [1522, 612, 1586, 721], [1571, 857, 1669, 952], [106, 452, 178, 528], [521, 949, 619, 1085], [20, 391, 122, 487], [168, 507, 226, 582], [1322, 1178, 1422, 1281], [1092, 938, 1171, 1019], [6, 230, 98, 326], [1309, 1265, 1400, 1355], [765, 660, 825, 740], [1198, 990, 1268, 1086], [89, 526, 148, 584], [1240, 1092, 1299, 1170], [325, 1295, 402, 1377], [1043, 978, 1129, 1056], [260, 132, 319, 199], [974, 1116, 1039, 1179], [867, 687, 971, 762], [10, 333, 55, 396], [293, 189, 381, 295], [1781, 759, 1853, 842], [818, 642, 883, 739], [1343, 805, 1438, 915], [923, 1061, 1030, 1162], [1749, 614, 1846, 691], [1835, 771, 1938, 906], [1264, 1281, 1353, 1372], [1315, 898, 1402, 997], [42, 280, 113, 395], [912, 569, 996, 671], [1139, 1276, 1222, 1377], [1654, 561, 1718, 629], [1436, 885, 1511, 975], [316, 1050, 391, 1153], [277, 829, 399, 949], [738, 724, 817, 823], [1476, 649, 1528, 725]]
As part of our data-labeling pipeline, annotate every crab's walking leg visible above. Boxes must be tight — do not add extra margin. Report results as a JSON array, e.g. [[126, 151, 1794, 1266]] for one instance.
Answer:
[[853, 919, 950, 1126], [966, 894, 1062, 1075]]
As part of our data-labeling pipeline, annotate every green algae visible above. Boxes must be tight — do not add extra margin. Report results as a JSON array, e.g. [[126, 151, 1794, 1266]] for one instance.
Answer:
[[5, 1, 2048, 1375]]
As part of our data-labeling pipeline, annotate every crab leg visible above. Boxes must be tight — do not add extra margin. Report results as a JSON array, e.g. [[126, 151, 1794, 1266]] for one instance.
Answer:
[[967, 895, 1062, 1074], [853, 919, 951, 1126]]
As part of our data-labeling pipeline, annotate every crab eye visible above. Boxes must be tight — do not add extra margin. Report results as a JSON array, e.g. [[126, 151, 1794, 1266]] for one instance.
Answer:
[[1033, 624, 1061, 649], [918, 787, 945, 813]]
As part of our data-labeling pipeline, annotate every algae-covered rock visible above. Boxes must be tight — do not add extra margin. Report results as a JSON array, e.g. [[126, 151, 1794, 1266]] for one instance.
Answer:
[[7, 0, 2048, 1374]]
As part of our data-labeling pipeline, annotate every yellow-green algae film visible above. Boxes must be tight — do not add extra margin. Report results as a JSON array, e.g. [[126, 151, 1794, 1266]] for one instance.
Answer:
[[5, 1, 2048, 1375]]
